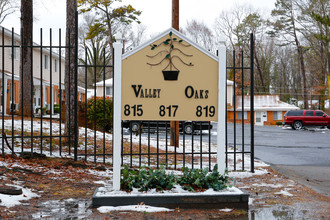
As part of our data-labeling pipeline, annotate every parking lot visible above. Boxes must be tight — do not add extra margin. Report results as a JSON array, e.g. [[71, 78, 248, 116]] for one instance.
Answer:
[[224, 123, 330, 196]]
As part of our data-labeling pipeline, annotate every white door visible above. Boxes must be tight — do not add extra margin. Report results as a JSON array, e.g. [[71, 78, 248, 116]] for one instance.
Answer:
[[255, 111, 267, 126]]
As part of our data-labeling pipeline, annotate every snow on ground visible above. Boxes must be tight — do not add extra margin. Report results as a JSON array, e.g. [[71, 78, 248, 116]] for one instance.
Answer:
[[219, 208, 233, 212], [0, 119, 272, 210], [229, 168, 269, 178], [0, 118, 271, 180], [252, 183, 284, 188], [0, 184, 40, 208], [0, 119, 264, 172], [98, 205, 173, 213], [95, 185, 243, 197], [275, 189, 293, 197], [0, 119, 112, 141]]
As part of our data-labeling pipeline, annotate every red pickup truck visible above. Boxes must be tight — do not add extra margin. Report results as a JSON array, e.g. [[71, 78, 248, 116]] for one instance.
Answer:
[[284, 110, 330, 130]]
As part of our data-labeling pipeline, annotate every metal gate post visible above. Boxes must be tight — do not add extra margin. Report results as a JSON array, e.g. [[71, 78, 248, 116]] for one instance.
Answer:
[[74, 11, 79, 161], [250, 33, 255, 173]]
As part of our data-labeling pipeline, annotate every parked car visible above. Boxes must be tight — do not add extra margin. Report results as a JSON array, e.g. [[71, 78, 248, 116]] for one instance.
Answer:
[[122, 120, 212, 134], [283, 110, 330, 130]]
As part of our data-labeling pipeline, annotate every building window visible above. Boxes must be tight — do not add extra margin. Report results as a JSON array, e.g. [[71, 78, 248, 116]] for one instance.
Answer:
[[54, 59, 58, 72], [54, 89, 58, 104], [237, 111, 247, 120], [44, 55, 49, 69], [273, 111, 282, 120], [9, 40, 18, 60], [106, 86, 112, 96]]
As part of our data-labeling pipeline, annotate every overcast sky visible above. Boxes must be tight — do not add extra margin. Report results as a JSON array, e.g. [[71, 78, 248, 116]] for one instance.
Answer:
[[2, 0, 276, 43]]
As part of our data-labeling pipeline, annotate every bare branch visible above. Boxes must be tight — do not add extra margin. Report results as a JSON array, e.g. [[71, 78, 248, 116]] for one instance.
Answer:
[[172, 55, 194, 67], [147, 57, 168, 66], [146, 50, 168, 58]]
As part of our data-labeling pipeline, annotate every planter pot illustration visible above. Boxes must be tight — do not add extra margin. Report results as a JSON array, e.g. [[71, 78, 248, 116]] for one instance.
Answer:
[[162, 70, 180, 81]]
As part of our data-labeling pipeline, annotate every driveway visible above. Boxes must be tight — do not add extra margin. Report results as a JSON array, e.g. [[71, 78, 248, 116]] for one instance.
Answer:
[[223, 123, 330, 196]]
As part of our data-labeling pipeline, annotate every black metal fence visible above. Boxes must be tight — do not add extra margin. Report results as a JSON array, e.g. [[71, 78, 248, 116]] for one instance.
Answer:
[[0, 27, 75, 158], [0, 26, 254, 172]]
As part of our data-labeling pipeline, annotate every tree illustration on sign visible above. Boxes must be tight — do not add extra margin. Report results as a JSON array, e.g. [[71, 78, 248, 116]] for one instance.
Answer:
[[147, 32, 194, 80]]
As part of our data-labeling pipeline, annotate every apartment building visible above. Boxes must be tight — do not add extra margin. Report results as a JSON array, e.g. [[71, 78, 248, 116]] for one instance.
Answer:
[[0, 27, 85, 115]]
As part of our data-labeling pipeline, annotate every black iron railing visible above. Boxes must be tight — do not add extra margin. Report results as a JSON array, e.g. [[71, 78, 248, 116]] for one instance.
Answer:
[[0, 24, 254, 172]]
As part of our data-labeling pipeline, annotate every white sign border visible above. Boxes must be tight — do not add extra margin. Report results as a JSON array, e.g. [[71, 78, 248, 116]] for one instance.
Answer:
[[113, 41, 123, 191], [112, 36, 227, 190]]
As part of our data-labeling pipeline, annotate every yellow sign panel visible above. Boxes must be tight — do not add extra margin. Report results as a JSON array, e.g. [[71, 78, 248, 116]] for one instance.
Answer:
[[122, 30, 218, 121]]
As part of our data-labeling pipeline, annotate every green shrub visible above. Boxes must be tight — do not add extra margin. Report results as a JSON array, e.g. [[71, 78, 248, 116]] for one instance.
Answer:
[[120, 164, 230, 192], [87, 97, 113, 132], [178, 164, 229, 191], [276, 121, 283, 126], [121, 165, 176, 192]]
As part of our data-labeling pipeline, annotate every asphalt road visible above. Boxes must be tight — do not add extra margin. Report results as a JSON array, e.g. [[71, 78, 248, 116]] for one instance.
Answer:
[[223, 123, 330, 196]]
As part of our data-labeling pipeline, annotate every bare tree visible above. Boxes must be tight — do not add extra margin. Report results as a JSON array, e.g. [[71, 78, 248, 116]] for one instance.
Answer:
[[297, 0, 329, 110], [125, 24, 147, 49], [0, 0, 19, 24], [271, 0, 309, 108], [19, 0, 33, 116], [183, 19, 215, 52], [214, 4, 253, 50]]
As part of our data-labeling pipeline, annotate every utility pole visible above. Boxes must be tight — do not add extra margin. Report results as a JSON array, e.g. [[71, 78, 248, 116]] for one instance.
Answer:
[[172, 0, 179, 30], [171, 0, 179, 147]]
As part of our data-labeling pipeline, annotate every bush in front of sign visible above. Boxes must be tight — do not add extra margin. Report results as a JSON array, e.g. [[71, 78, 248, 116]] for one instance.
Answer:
[[87, 97, 113, 132], [120, 164, 230, 192]]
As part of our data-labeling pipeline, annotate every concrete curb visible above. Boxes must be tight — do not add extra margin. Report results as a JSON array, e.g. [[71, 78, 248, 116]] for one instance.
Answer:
[[92, 187, 249, 210]]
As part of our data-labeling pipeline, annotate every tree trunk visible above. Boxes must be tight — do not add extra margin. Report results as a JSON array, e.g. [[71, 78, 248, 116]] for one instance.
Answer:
[[292, 15, 308, 109], [64, 0, 77, 144], [254, 51, 266, 93], [19, 0, 33, 116], [297, 46, 308, 108]]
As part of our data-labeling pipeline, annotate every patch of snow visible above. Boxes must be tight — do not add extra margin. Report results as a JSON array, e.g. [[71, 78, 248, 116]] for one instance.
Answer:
[[0, 185, 40, 208], [98, 205, 173, 213], [229, 168, 269, 178], [275, 189, 293, 197], [249, 198, 254, 205], [252, 183, 284, 188], [94, 180, 107, 185], [287, 180, 296, 187], [88, 169, 113, 177], [219, 208, 233, 212], [95, 185, 243, 197], [254, 160, 270, 167]]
